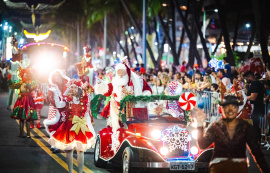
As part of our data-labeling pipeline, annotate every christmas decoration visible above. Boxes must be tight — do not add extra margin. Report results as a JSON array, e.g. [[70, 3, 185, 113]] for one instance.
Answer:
[[162, 125, 189, 152], [208, 58, 224, 71], [179, 93, 196, 111], [239, 57, 265, 75], [24, 30, 51, 42]]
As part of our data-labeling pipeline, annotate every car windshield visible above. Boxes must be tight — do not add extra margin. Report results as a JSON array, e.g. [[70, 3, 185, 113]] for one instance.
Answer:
[[125, 99, 185, 124]]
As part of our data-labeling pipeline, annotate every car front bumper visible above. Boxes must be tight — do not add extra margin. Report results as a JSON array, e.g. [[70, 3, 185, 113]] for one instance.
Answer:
[[131, 161, 209, 169]]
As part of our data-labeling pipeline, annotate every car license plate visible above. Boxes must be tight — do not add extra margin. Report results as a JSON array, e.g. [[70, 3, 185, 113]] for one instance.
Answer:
[[170, 162, 195, 170]]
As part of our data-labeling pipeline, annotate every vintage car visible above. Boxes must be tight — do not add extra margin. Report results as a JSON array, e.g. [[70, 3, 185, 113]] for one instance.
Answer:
[[94, 95, 212, 172]]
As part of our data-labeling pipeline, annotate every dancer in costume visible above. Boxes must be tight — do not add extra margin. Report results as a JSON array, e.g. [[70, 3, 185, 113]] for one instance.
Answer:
[[43, 69, 70, 152], [196, 95, 269, 173], [31, 86, 44, 128], [11, 68, 37, 138], [49, 79, 95, 173], [76, 44, 94, 85], [7, 36, 22, 110], [95, 63, 152, 152]]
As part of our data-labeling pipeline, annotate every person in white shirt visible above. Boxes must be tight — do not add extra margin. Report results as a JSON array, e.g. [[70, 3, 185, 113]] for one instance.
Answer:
[[152, 78, 165, 95]]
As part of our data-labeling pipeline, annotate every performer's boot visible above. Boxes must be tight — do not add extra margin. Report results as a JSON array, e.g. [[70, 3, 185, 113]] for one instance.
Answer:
[[36, 122, 41, 129], [19, 120, 24, 137], [30, 121, 34, 129], [77, 151, 84, 173], [26, 121, 31, 138], [66, 150, 74, 173]]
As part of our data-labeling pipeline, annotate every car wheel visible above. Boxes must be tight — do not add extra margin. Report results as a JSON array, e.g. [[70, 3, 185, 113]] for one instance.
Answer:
[[122, 147, 139, 173], [94, 136, 107, 168]]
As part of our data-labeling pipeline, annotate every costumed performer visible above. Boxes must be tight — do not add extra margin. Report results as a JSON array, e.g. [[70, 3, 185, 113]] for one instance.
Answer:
[[196, 95, 270, 173], [95, 63, 152, 153], [31, 85, 45, 128], [11, 67, 38, 138], [43, 69, 70, 152], [48, 79, 95, 173], [76, 44, 94, 85]]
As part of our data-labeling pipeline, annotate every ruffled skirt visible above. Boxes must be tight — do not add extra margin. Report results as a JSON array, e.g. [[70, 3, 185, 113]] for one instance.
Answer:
[[48, 120, 94, 152]]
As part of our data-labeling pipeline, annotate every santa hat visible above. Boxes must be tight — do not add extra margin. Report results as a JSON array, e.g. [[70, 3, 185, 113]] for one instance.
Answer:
[[115, 63, 131, 85], [69, 79, 83, 88]]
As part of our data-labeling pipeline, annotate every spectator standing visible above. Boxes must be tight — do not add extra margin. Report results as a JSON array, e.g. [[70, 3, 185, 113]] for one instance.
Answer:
[[223, 57, 231, 78], [180, 61, 187, 72], [134, 63, 140, 72], [152, 78, 165, 95], [140, 64, 146, 74], [217, 69, 231, 87], [244, 71, 265, 141], [206, 69, 217, 84]]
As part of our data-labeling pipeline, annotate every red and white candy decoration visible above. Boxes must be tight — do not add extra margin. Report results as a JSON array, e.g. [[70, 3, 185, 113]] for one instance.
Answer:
[[179, 92, 196, 111]]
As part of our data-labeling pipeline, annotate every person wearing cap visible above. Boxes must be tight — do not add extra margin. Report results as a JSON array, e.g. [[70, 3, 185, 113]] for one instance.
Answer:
[[196, 95, 270, 173]]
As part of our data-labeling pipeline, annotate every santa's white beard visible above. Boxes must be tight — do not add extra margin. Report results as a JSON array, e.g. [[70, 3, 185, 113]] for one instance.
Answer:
[[112, 74, 129, 102], [112, 74, 129, 87]]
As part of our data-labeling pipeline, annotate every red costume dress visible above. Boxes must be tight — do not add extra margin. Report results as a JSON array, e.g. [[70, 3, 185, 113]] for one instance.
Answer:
[[49, 95, 95, 151], [11, 71, 37, 121]]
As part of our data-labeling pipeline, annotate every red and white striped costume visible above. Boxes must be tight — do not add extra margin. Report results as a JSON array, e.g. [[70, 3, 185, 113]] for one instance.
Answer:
[[31, 89, 45, 125], [43, 70, 70, 137]]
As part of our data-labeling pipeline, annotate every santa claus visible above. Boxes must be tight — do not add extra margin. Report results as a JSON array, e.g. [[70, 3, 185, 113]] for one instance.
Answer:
[[95, 63, 152, 152], [43, 69, 70, 152]]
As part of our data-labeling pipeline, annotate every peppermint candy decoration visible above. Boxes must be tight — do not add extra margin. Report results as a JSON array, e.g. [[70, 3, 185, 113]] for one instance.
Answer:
[[179, 92, 196, 111]]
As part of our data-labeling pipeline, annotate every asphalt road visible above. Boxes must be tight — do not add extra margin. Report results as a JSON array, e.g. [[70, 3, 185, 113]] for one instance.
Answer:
[[0, 91, 269, 173]]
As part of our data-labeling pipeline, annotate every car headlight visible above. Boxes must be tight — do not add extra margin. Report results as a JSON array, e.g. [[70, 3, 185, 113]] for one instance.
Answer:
[[191, 130, 198, 139], [160, 147, 169, 155], [151, 129, 162, 139], [190, 146, 198, 155]]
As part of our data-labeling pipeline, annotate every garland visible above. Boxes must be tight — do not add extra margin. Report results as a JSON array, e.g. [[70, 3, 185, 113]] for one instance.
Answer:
[[119, 95, 180, 123], [91, 94, 106, 118], [7, 80, 23, 89]]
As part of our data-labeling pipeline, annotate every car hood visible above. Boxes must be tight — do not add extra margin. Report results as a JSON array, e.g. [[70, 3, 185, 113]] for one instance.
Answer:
[[127, 123, 187, 133]]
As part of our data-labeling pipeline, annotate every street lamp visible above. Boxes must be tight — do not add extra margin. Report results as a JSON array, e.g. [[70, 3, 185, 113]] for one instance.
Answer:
[[214, 9, 218, 12], [245, 23, 251, 28]]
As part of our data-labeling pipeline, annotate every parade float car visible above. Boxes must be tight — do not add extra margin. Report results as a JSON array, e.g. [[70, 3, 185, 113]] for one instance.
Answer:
[[94, 95, 212, 172]]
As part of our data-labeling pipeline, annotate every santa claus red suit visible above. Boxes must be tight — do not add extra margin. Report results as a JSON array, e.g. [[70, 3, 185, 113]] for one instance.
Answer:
[[43, 70, 70, 147], [95, 63, 152, 152]]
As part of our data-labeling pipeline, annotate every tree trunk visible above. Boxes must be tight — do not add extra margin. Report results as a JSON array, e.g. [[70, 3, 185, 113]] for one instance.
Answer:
[[215, 0, 235, 66], [170, 0, 178, 65], [244, 28, 256, 60], [115, 33, 128, 56], [232, 10, 241, 51], [192, 0, 211, 63], [212, 31, 222, 55], [124, 34, 131, 64], [128, 30, 139, 63], [177, 8, 189, 59], [157, 13, 178, 66], [120, 0, 157, 66], [174, 0, 202, 66]]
